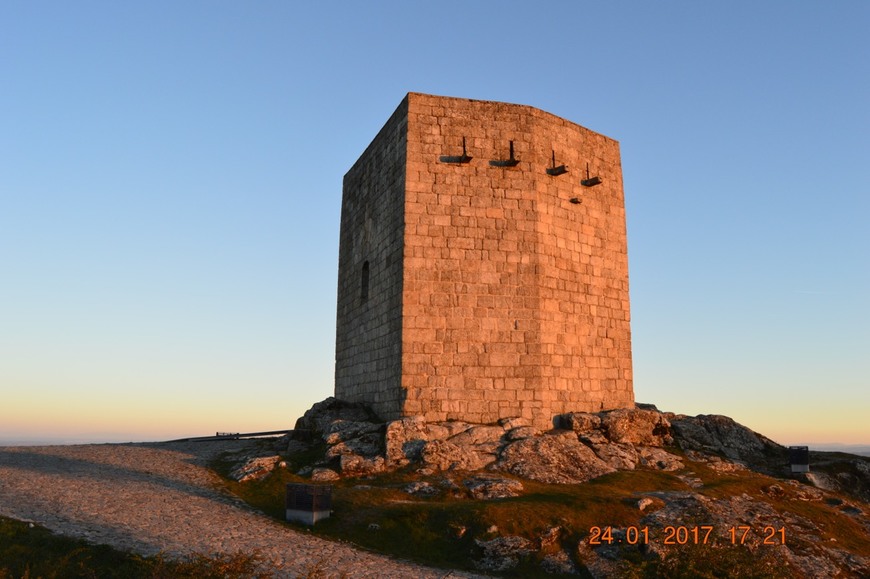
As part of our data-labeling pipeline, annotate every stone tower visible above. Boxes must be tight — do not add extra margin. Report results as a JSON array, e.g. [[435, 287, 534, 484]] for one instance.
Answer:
[[335, 93, 633, 430]]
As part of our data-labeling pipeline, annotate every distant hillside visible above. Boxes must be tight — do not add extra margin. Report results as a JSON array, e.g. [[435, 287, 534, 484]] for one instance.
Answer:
[[806, 443, 870, 457]]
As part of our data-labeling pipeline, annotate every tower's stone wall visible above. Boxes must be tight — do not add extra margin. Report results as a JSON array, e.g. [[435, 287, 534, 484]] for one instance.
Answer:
[[334, 98, 408, 415], [335, 93, 633, 429]]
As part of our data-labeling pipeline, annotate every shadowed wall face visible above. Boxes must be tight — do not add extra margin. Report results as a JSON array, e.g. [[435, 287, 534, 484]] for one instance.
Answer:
[[336, 93, 633, 429], [334, 98, 408, 416]]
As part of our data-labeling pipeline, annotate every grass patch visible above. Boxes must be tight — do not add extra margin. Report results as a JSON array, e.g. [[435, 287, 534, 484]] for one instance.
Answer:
[[0, 516, 269, 579], [207, 444, 869, 577], [214, 453, 700, 575]]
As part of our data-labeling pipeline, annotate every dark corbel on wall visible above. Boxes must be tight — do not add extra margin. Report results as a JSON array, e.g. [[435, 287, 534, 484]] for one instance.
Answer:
[[489, 140, 520, 167], [581, 163, 602, 186], [439, 137, 473, 164], [546, 150, 568, 176]]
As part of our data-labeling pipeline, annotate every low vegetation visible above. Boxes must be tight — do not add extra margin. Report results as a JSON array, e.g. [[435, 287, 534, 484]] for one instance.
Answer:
[[0, 516, 269, 579], [208, 443, 869, 577]]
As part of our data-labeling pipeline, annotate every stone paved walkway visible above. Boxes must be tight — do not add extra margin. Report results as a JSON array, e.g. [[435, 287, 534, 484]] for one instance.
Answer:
[[0, 441, 479, 578]]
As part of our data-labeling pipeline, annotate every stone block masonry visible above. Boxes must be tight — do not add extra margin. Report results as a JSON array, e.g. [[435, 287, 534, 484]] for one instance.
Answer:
[[335, 93, 634, 430]]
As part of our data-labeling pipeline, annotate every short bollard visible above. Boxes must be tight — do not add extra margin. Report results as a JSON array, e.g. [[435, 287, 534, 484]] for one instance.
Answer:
[[285, 483, 332, 525]]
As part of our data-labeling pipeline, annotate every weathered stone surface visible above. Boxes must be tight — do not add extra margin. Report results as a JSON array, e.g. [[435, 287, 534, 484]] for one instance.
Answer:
[[670, 414, 780, 462], [448, 425, 505, 447], [498, 416, 529, 430], [294, 397, 375, 437], [590, 442, 638, 470], [636, 447, 683, 471], [325, 432, 382, 459], [463, 475, 523, 500], [497, 432, 615, 484], [474, 536, 534, 571], [599, 408, 672, 446], [420, 440, 493, 471], [505, 426, 539, 441], [324, 420, 382, 445], [385, 416, 429, 465], [229, 455, 281, 482], [560, 412, 601, 434], [335, 94, 635, 430]]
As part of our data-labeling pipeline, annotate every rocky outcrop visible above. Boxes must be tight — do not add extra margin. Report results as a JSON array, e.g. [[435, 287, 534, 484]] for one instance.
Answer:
[[284, 400, 786, 485], [670, 413, 779, 463], [229, 397, 869, 578]]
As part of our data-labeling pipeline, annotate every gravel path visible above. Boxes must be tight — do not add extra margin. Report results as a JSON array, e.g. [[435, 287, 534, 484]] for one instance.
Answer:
[[0, 441, 477, 578]]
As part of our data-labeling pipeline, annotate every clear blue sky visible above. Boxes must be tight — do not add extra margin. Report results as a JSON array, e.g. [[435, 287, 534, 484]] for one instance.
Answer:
[[1, 2, 867, 445]]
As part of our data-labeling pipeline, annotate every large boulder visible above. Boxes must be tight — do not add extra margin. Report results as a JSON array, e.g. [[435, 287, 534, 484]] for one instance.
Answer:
[[496, 431, 615, 484], [599, 408, 673, 446], [294, 397, 377, 439], [560, 412, 601, 434]]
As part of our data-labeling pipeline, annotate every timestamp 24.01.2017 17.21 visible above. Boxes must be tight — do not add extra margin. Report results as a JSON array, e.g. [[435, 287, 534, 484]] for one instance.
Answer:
[[588, 525, 786, 546]]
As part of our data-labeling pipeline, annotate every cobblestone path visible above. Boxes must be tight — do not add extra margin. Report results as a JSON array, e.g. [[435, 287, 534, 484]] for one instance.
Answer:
[[0, 441, 478, 578]]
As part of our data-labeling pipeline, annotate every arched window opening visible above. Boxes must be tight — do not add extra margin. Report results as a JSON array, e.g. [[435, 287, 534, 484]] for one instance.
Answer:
[[361, 261, 370, 302]]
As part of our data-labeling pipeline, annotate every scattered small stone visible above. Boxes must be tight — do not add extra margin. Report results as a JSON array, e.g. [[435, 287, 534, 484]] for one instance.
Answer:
[[449, 524, 467, 539], [637, 497, 654, 511], [538, 526, 562, 548], [463, 475, 523, 500], [310, 467, 340, 482], [404, 482, 439, 497]]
